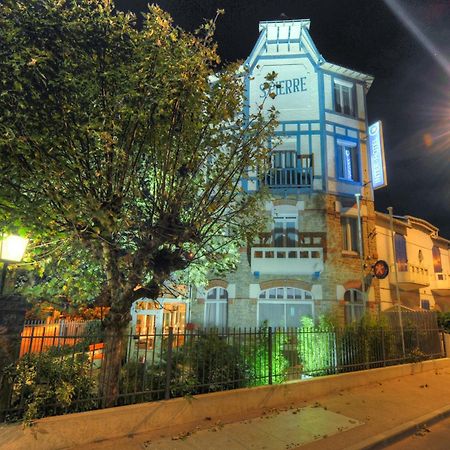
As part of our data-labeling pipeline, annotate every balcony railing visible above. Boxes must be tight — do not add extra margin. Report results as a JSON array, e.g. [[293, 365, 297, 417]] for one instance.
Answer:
[[390, 263, 430, 290], [254, 232, 325, 248], [432, 272, 450, 295], [264, 154, 313, 188], [251, 246, 324, 275]]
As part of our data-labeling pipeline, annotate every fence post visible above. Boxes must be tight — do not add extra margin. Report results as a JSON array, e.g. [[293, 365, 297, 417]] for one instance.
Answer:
[[164, 327, 174, 400], [268, 327, 273, 385], [416, 327, 420, 352], [441, 331, 447, 357], [381, 327, 386, 367]]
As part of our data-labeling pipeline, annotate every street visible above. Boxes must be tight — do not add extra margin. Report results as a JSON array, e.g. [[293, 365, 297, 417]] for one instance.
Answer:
[[385, 416, 450, 450]]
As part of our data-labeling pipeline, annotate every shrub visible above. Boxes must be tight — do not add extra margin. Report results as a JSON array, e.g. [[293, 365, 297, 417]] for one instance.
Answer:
[[3, 348, 97, 423], [297, 316, 336, 376], [247, 327, 289, 385], [437, 312, 450, 333]]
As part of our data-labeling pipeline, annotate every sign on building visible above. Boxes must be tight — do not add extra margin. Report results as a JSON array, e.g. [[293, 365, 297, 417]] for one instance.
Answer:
[[368, 121, 388, 189]]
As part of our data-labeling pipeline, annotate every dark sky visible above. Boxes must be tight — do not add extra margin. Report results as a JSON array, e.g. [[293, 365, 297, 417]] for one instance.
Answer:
[[117, 0, 450, 238]]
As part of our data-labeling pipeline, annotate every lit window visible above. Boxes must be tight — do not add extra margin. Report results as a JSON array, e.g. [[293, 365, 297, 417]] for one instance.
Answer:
[[205, 288, 228, 328], [258, 287, 313, 329], [273, 215, 298, 247], [334, 80, 356, 117], [344, 290, 364, 323], [341, 217, 360, 254], [432, 246, 442, 273], [337, 141, 359, 182]]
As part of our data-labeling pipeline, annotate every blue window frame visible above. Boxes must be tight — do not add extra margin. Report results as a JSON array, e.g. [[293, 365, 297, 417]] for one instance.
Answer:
[[337, 140, 360, 182]]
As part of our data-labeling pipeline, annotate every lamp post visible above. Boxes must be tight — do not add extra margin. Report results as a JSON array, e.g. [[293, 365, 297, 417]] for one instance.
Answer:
[[0, 234, 29, 296], [387, 207, 406, 358], [354, 193, 366, 308]]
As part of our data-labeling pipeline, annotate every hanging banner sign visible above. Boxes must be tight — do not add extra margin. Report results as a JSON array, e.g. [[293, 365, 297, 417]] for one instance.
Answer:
[[368, 121, 388, 189]]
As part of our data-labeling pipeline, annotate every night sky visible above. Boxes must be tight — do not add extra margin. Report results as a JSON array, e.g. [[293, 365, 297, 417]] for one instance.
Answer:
[[117, 0, 450, 238]]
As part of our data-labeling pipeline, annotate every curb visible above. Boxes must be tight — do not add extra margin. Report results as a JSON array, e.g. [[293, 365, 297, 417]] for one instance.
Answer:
[[346, 404, 450, 450]]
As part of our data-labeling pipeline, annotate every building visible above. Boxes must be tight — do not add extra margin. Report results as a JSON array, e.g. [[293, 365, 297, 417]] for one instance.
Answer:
[[132, 18, 450, 333], [376, 214, 450, 313]]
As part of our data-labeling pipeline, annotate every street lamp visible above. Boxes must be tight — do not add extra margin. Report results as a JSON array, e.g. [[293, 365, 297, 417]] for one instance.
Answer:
[[0, 234, 29, 295]]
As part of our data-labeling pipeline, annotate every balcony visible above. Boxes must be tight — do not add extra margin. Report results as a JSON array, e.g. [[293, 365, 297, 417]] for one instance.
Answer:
[[264, 154, 313, 189], [389, 263, 430, 291], [251, 247, 324, 275], [431, 273, 450, 296]]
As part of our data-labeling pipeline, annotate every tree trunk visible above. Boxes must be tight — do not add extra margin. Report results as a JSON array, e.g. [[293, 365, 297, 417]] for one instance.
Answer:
[[99, 318, 129, 408]]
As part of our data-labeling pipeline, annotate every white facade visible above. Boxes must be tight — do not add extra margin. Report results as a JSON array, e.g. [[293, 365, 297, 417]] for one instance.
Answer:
[[376, 214, 450, 312]]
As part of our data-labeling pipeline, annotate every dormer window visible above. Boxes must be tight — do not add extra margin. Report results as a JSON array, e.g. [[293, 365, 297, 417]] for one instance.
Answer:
[[334, 79, 356, 117]]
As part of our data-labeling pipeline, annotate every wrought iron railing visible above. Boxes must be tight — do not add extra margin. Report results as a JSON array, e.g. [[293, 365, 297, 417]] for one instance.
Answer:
[[0, 324, 445, 422]]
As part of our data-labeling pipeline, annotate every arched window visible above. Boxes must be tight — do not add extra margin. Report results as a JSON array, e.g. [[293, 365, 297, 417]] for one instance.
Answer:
[[258, 287, 313, 329], [205, 288, 228, 328], [344, 289, 364, 324]]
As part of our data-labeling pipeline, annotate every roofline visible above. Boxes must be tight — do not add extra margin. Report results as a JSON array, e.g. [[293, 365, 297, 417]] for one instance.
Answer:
[[259, 19, 311, 31], [320, 61, 374, 89], [375, 211, 450, 244]]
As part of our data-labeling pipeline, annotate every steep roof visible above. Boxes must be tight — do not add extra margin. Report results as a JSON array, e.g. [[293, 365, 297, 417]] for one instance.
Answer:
[[246, 19, 374, 91]]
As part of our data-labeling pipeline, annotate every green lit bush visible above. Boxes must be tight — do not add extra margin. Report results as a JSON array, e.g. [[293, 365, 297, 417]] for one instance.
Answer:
[[247, 327, 289, 385], [297, 316, 336, 377]]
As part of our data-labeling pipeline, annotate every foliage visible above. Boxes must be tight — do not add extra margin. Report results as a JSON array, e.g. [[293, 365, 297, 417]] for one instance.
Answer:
[[3, 349, 97, 423], [0, 0, 276, 318], [437, 312, 450, 333], [119, 332, 248, 402], [297, 316, 336, 377], [247, 326, 289, 385], [183, 332, 248, 392], [0, 0, 276, 404]]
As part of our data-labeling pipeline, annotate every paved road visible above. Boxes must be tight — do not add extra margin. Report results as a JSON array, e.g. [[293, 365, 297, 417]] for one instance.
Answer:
[[385, 415, 450, 450]]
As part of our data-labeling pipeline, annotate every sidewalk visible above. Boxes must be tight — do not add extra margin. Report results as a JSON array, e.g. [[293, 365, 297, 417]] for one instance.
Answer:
[[81, 365, 450, 450]]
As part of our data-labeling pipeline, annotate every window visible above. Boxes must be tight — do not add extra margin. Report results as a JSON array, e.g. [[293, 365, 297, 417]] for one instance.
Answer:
[[341, 217, 360, 254], [421, 300, 430, 311], [272, 150, 296, 169], [273, 215, 298, 247], [432, 246, 442, 273], [344, 290, 365, 324], [334, 80, 356, 117], [394, 234, 407, 272], [205, 288, 228, 328], [258, 287, 313, 329], [337, 141, 360, 182]]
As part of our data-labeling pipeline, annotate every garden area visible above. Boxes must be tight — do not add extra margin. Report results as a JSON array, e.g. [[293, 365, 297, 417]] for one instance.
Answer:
[[0, 313, 445, 424]]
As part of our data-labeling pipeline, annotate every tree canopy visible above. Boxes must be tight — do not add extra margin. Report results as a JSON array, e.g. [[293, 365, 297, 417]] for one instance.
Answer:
[[0, 0, 277, 321]]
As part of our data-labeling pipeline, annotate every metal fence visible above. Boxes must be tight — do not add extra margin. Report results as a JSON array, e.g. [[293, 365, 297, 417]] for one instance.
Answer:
[[0, 323, 446, 422]]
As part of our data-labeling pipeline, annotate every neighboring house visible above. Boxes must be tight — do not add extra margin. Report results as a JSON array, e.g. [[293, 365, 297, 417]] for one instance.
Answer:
[[376, 214, 450, 312]]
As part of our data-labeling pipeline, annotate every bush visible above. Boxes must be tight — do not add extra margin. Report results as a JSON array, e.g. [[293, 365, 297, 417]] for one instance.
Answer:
[[3, 348, 97, 423], [437, 312, 450, 333], [297, 316, 336, 376], [119, 332, 248, 402], [247, 327, 289, 385], [176, 332, 249, 394]]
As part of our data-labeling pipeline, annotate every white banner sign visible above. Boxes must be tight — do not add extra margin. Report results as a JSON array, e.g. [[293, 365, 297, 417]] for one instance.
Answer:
[[368, 121, 387, 189]]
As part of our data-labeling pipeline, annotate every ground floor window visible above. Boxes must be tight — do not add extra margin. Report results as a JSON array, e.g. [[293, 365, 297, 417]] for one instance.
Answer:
[[258, 287, 313, 328], [205, 287, 228, 328], [344, 289, 364, 324]]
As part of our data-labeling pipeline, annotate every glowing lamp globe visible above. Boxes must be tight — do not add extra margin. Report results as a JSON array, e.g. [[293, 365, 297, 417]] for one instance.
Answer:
[[0, 235, 29, 262]]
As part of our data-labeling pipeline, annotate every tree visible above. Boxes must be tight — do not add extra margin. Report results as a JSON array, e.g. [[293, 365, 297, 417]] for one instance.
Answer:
[[0, 0, 276, 406]]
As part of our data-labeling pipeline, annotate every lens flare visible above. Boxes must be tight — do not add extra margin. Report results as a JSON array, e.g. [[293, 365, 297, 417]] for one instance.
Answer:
[[383, 0, 450, 77]]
